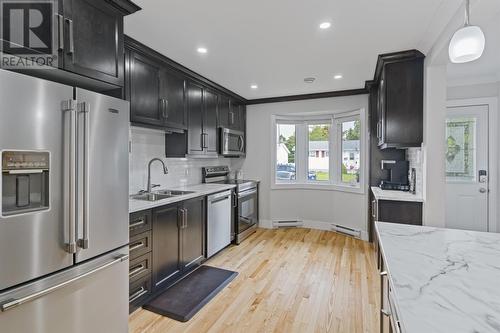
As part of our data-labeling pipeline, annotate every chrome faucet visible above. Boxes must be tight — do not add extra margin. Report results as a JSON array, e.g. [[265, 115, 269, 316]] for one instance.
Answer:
[[147, 158, 168, 193]]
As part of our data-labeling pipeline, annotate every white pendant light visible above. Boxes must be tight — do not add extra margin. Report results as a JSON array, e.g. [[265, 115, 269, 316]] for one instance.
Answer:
[[449, 0, 485, 63]]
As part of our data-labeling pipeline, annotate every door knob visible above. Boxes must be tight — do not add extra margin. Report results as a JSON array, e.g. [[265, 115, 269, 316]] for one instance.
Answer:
[[479, 188, 487, 193]]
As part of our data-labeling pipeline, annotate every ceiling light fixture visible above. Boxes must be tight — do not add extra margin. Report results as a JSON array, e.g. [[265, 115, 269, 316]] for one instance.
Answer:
[[250, 84, 258, 89], [304, 77, 316, 83], [334, 74, 343, 80], [319, 22, 331, 30], [448, 0, 485, 64], [197, 47, 208, 54]]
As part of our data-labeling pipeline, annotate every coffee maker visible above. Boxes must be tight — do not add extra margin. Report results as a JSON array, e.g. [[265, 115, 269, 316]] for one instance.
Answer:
[[379, 160, 410, 191]]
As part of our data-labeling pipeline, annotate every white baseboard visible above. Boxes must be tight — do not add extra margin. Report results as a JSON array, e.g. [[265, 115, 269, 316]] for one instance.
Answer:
[[258, 218, 369, 241]]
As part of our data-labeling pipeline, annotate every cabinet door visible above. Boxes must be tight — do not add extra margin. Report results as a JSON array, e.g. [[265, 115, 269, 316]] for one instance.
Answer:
[[152, 205, 182, 291], [229, 100, 241, 130], [238, 105, 246, 132], [218, 95, 230, 128], [187, 81, 204, 154], [160, 67, 186, 130], [203, 89, 218, 153], [129, 52, 162, 126], [377, 70, 386, 145], [63, 0, 123, 86], [181, 197, 205, 271]]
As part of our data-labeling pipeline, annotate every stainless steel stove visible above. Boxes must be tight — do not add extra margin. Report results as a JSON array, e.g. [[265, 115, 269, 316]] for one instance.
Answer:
[[202, 166, 258, 244]]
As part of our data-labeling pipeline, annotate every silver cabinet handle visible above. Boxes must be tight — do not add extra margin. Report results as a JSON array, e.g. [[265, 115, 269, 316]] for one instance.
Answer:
[[230, 111, 235, 125], [129, 264, 145, 278], [164, 99, 169, 119], [380, 271, 387, 276], [129, 287, 147, 303], [65, 18, 74, 55], [184, 208, 188, 228], [129, 241, 145, 252], [78, 102, 90, 249], [371, 200, 376, 218], [0, 254, 129, 312], [129, 219, 145, 230], [63, 100, 77, 254], [56, 14, 64, 51], [381, 309, 391, 317]]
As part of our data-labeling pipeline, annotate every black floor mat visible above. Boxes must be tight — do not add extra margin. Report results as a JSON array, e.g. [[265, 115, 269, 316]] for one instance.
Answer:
[[143, 265, 238, 322]]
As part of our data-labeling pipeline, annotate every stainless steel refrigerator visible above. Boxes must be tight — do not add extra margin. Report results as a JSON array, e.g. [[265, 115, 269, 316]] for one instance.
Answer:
[[0, 69, 130, 332]]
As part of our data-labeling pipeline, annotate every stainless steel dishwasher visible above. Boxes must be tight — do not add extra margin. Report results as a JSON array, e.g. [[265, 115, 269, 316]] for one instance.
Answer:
[[207, 190, 232, 258]]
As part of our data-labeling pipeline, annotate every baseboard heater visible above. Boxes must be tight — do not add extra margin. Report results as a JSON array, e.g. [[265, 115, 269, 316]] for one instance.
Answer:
[[273, 220, 303, 228], [331, 224, 361, 239]]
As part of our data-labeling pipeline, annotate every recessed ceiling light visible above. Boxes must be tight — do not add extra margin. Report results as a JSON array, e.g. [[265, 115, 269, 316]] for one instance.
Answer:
[[197, 47, 208, 54], [319, 22, 331, 29], [334, 74, 343, 80], [250, 84, 258, 89], [304, 77, 316, 83]]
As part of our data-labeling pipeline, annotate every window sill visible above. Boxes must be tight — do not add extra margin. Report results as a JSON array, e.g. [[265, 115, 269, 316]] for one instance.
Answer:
[[271, 182, 365, 194]]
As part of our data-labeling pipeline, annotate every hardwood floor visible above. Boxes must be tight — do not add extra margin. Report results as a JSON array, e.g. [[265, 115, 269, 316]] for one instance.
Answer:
[[129, 228, 379, 333]]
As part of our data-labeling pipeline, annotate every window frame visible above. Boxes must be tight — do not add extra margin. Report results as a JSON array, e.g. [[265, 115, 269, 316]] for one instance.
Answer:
[[271, 109, 366, 194]]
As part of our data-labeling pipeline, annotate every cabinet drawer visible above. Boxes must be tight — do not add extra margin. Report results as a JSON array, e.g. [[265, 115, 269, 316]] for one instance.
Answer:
[[129, 273, 152, 312], [129, 230, 152, 260], [129, 210, 152, 236], [129, 252, 152, 284]]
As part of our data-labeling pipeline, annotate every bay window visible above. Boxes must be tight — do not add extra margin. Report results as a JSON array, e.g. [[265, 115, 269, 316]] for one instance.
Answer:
[[273, 109, 364, 191]]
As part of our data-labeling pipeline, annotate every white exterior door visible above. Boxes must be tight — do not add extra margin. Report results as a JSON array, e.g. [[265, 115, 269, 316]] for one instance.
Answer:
[[445, 104, 489, 231]]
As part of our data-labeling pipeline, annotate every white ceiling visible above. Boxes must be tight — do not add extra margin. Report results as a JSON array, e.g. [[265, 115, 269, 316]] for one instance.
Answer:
[[125, 0, 461, 99]]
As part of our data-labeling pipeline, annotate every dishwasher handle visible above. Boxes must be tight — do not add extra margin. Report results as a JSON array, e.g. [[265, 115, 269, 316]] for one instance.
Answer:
[[208, 190, 232, 203]]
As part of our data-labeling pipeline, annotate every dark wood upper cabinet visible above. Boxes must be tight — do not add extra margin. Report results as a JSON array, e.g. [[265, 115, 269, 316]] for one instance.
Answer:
[[375, 51, 424, 149], [159, 67, 187, 130], [181, 197, 205, 271], [186, 81, 204, 154], [152, 204, 182, 291], [128, 51, 162, 126], [203, 89, 218, 153], [218, 95, 231, 128], [3, 0, 139, 91], [62, 0, 125, 86]]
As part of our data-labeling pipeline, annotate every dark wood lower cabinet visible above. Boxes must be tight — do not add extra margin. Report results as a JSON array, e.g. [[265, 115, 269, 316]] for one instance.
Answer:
[[129, 196, 206, 311], [152, 204, 182, 291], [181, 197, 205, 271]]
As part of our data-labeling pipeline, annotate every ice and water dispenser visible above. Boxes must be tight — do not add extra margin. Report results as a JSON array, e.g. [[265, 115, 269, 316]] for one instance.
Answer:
[[1, 151, 50, 216]]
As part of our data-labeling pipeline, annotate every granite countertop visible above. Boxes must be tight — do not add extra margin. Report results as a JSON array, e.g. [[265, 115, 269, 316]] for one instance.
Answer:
[[376, 222, 500, 333], [129, 183, 236, 213], [371, 186, 423, 202]]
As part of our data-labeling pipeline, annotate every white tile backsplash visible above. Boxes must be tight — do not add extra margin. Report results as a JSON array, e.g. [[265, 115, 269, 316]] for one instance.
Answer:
[[129, 126, 233, 194], [406, 147, 423, 196]]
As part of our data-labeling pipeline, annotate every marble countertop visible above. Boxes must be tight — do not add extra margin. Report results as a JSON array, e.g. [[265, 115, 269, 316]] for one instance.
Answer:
[[371, 186, 423, 202], [129, 183, 236, 213], [376, 222, 500, 333]]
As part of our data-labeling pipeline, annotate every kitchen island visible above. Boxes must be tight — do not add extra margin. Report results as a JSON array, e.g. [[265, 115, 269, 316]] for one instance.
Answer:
[[376, 222, 500, 333]]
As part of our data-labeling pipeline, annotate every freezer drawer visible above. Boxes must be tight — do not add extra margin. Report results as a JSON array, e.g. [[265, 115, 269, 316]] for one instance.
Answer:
[[0, 247, 129, 333]]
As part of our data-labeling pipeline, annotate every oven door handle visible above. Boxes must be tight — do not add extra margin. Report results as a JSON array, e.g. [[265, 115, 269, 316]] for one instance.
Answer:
[[240, 216, 253, 224], [238, 189, 257, 199]]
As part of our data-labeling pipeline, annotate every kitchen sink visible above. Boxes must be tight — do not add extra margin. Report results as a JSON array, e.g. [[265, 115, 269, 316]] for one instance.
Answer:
[[130, 193, 174, 201], [130, 190, 195, 201], [155, 190, 195, 196]]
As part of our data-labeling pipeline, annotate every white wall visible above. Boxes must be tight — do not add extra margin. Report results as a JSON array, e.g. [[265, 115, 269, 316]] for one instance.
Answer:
[[231, 94, 370, 239], [422, 64, 448, 227]]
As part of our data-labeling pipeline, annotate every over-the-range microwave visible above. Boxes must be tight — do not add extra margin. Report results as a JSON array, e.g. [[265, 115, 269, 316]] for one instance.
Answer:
[[220, 128, 245, 157]]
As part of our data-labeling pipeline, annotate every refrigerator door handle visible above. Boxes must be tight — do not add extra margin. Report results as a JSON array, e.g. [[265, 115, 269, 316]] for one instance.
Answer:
[[78, 102, 90, 249], [0, 254, 129, 312], [63, 100, 77, 254]]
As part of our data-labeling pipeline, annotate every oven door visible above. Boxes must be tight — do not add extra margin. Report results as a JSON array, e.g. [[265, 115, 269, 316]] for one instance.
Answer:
[[237, 187, 258, 234], [220, 128, 245, 156]]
